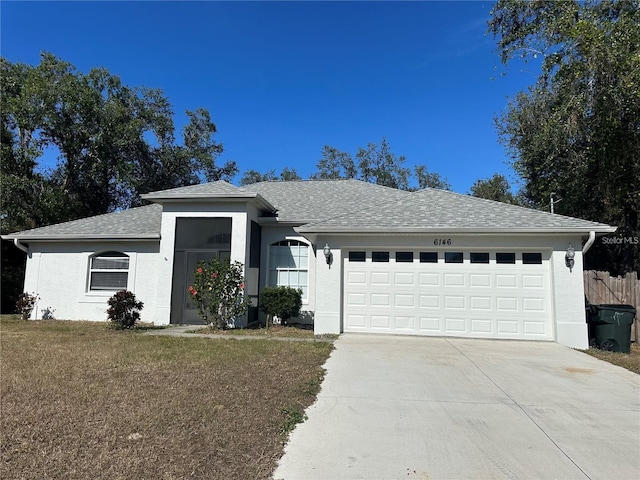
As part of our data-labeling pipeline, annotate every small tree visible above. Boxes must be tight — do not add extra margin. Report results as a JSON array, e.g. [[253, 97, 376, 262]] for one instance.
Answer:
[[259, 286, 303, 328], [107, 290, 143, 329], [15, 292, 39, 319], [189, 258, 251, 329]]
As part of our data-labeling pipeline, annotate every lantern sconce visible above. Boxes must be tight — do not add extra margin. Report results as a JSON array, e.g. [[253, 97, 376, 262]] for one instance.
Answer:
[[565, 244, 575, 272], [323, 243, 332, 265]]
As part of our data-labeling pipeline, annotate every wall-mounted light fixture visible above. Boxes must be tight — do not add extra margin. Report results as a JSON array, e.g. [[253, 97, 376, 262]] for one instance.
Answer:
[[323, 243, 332, 265], [565, 244, 575, 272]]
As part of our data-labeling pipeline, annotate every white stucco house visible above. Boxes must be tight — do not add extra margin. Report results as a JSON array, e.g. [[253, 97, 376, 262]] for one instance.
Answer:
[[3, 179, 616, 348]]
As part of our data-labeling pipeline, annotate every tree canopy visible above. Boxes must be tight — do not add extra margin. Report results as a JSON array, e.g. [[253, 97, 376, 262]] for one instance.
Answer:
[[311, 138, 450, 191], [469, 173, 519, 204], [1, 52, 236, 311], [489, 0, 640, 274], [1, 52, 236, 232]]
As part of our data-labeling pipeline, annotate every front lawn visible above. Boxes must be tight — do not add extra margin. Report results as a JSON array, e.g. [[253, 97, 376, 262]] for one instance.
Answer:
[[583, 342, 640, 375], [0, 317, 333, 479]]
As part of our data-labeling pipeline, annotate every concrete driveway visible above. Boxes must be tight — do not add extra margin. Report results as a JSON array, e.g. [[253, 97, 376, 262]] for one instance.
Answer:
[[273, 335, 640, 480]]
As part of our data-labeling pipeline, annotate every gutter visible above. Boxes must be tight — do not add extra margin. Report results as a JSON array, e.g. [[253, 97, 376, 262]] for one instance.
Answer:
[[13, 238, 29, 254], [582, 231, 596, 255]]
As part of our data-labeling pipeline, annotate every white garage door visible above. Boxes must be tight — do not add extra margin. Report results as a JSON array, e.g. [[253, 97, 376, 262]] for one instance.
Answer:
[[343, 250, 553, 340]]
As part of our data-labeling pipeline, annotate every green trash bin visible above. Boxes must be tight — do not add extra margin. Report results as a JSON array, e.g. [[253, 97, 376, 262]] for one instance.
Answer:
[[587, 304, 636, 353]]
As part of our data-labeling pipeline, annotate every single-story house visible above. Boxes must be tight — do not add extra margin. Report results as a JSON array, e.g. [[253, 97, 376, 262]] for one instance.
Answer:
[[3, 179, 616, 348]]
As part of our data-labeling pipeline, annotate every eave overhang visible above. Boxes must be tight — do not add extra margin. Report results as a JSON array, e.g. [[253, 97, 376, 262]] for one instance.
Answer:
[[141, 192, 277, 214]]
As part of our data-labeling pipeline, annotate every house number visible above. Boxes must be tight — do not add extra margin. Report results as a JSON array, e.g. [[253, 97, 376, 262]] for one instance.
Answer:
[[433, 238, 452, 246]]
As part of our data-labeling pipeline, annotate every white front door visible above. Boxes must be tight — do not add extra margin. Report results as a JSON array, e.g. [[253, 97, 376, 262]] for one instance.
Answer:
[[343, 250, 553, 341]]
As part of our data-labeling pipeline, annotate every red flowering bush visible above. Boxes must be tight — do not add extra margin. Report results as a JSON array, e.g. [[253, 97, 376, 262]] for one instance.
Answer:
[[189, 258, 251, 330]]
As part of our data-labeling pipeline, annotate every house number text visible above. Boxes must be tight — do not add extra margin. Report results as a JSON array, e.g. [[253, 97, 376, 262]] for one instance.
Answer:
[[433, 238, 452, 246]]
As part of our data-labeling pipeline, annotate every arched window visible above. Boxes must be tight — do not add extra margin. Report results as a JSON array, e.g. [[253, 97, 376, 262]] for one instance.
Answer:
[[89, 251, 129, 291], [269, 240, 308, 299]]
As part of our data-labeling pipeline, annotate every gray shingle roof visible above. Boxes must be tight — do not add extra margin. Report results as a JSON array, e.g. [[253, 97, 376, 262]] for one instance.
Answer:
[[297, 188, 616, 233], [3, 180, 615, 241], [4, 204, 162, 240], [243, 179, 412, 223], [142, 180, 244, 198]]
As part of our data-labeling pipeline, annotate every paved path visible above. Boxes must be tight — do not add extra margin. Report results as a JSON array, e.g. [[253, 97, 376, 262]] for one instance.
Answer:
[[273, 334, 640, 480], [143, 324, 333, 343]]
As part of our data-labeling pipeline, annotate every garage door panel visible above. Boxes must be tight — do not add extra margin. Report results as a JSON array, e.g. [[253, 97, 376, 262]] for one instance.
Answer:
[[470, 296, 492, 310], [395, 294, 415, 307], [419, 317, 441, 332], [395, 272, 415, 285], [471, 318, 493, 333], [371, 315, 391, 329], [444, 296, 465, 309], [419, 273, 439, 286], [420, 295, 440, 308], [344, 250, 553, 341], [371, 272, 390, 285], [470, 273, 491, 287]]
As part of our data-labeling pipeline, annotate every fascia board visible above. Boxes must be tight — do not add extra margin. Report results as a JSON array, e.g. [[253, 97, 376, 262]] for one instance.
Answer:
[[142, 192, 276, 213], [294, 226, 618, 235], [1, 234, 161, 242]]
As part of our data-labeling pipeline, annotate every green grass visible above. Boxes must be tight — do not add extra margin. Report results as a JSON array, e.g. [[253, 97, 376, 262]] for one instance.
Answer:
[[0, 317, 333, 480]]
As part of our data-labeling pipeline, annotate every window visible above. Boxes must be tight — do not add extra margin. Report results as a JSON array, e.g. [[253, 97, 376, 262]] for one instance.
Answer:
[[349, 251, 366, 262], [269, 240, 309, 299], [496, 252, 516, 264], [523, 252, 543, 264], [396, 252, 414, 263], [89, 251, 129, 291], [420, 252, 438, 263], [372, 251, 390, 262], [470, 252, 490, 264], [445, 252, 463, 263]]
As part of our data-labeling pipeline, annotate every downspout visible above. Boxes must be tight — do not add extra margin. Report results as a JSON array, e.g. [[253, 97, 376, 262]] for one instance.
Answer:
[[13, 238, 29, 254], [582, 231, 596, 255]]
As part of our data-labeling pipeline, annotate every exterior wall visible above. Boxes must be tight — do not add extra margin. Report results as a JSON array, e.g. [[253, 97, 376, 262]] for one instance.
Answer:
[[310, 233, 590, 348], [153, 202, 251, 325], [260, 225, 316, 324], [22, 241, 160, 322]]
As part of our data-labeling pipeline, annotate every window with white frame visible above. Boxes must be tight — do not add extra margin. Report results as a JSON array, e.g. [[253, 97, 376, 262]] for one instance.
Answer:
[[89, 251, 129, 291], [269, 240, 308, 299]]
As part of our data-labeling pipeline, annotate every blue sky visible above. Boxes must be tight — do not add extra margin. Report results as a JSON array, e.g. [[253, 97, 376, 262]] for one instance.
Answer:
[[1, 1, 542, 193]]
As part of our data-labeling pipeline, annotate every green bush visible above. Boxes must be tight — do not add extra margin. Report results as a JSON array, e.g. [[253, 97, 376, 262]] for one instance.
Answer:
[[189, 258, 251, 330], [259, 286, 302, 326], [15, 292, 39, 319], [107, 290, 143, 329]]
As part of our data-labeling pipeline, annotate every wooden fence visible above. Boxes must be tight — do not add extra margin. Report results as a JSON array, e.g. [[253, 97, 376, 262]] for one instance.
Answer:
[[583, 270, 640, 343]]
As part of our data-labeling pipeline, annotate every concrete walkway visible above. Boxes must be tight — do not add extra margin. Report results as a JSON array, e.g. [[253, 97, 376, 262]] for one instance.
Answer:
[[143, 324, 333, 343], [273, 334, 640, 480]]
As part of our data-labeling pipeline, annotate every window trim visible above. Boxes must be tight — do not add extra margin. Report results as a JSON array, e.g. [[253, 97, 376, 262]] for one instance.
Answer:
[[268, 239, 310, 301], [88, 251, 130, 292]]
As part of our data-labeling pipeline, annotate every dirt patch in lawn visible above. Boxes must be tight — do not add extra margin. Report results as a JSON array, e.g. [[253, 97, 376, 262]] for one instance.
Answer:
[[0, 318, 333, 480], [582, 342, 640, 375]]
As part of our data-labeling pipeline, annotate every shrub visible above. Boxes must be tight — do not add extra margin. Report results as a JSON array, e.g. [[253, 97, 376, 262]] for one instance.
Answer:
[[259, 286, 302, 327], [189, 258, 251, 330], [107, 290, 143, 329], [15, 292, 39, 320]]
